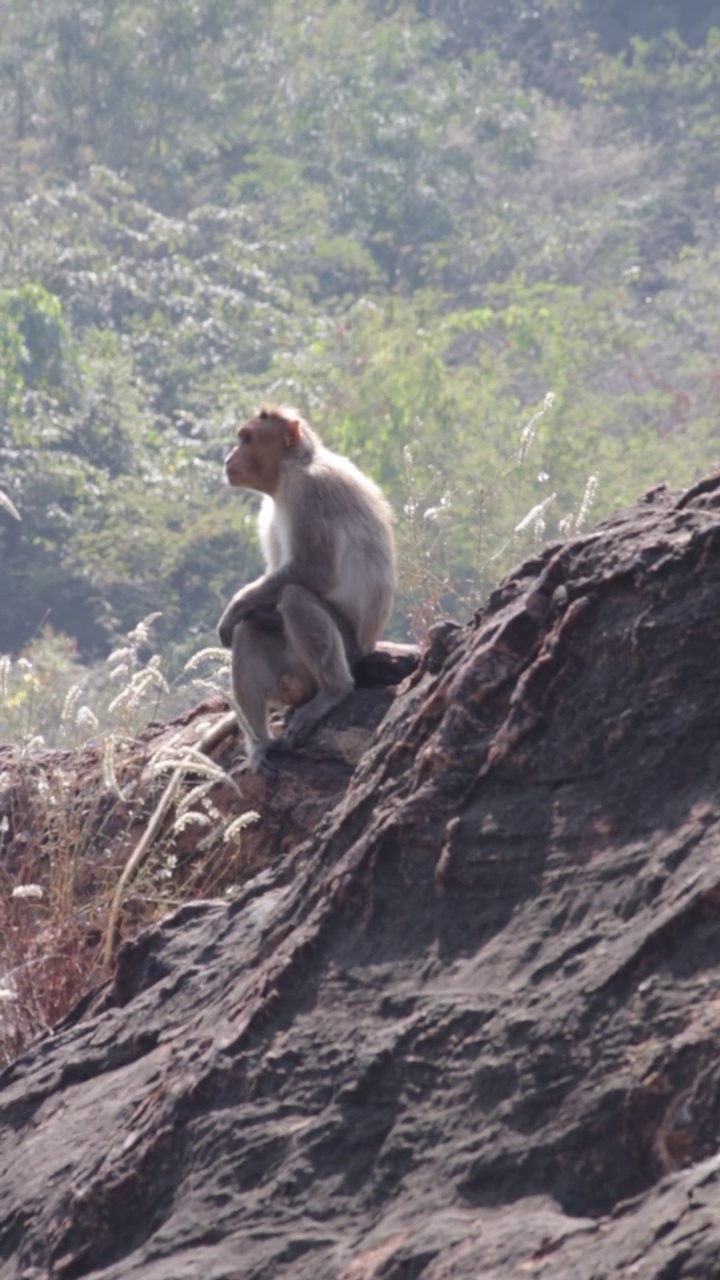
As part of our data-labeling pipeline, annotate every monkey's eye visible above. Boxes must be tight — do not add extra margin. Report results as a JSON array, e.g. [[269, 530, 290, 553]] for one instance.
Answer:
[[238, 428, 252, 444]]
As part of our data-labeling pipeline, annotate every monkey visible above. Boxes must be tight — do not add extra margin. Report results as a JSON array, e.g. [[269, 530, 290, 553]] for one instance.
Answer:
[[217, 404, 397, 774]]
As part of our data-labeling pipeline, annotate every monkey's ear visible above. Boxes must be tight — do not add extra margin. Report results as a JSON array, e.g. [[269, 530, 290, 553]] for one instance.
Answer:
[[283, 419, 302, 450]]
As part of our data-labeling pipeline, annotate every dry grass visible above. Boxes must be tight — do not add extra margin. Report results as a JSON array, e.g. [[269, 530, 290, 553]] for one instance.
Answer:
[[0, 625, 261, 1066]]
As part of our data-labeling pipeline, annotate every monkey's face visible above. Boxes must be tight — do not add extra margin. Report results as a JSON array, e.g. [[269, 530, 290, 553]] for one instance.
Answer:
[[225, 410, 299, 495]]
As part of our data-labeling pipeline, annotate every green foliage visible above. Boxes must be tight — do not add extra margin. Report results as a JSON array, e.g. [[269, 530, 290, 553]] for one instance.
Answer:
[[587, 31, 720, 202], [580, 0, 716, 52], [0, 283, 77, 415], [0, 0, 719, 671]]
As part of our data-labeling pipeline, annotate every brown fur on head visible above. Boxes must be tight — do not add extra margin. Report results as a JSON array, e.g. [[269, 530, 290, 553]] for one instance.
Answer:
[[224, 404, 311, 495], [257, 402, 303, 426]]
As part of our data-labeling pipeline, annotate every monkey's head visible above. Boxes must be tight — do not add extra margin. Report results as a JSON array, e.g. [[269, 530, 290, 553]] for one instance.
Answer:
[[225, 405, 307, 495]]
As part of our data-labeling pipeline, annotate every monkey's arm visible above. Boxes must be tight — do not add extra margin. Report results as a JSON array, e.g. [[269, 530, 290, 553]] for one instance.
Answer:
[[218, 562, 332, 647]]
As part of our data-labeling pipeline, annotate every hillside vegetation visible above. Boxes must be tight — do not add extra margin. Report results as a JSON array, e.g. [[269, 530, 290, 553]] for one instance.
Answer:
[[1, 0, 719, 696]]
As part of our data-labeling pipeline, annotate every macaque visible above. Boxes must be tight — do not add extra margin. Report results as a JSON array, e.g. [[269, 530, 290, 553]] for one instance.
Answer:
[[218, 405, 397, 774]]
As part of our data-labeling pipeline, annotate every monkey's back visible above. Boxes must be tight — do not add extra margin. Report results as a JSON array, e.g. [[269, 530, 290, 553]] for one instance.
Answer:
[[263, 444, 397, 655], [303, 449, 397, 653]]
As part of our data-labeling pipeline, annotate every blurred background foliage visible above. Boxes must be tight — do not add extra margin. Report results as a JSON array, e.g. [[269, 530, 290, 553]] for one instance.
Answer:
[[1, 0, 720, 684]]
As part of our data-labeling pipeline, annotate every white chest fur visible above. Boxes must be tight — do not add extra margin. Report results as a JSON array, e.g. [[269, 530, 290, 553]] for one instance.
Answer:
[[259, 496, 292, 569]]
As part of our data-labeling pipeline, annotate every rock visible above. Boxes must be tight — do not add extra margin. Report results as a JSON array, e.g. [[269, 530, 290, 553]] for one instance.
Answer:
[[354, 640, 421, 687], [3, 474, 720, 1278]]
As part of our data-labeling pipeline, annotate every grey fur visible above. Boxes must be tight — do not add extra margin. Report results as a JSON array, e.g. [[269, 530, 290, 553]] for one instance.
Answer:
[[218, 407, 397, 773]]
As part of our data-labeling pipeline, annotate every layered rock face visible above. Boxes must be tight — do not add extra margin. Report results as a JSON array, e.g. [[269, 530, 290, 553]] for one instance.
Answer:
[[3, 475, 720, 1279]]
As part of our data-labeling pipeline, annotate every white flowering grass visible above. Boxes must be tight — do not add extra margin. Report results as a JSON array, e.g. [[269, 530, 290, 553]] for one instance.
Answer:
[[514, 491, 557, 537], [0, 617, 259, 1064], [0, 487, 20, 521], [11, 884, 44, 900]]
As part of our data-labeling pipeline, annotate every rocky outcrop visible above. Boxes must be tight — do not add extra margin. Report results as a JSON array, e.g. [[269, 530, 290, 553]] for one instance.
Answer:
[[3, 475, 720, 1278]]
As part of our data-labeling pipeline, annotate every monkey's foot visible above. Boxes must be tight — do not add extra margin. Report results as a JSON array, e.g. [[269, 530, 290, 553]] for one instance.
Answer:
[[246, 741, 280, 777]]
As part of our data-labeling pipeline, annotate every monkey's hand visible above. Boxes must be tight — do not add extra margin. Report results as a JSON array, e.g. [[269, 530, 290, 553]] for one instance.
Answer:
[[218, 601, 239, 648], [218, 583, 264, 647]]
